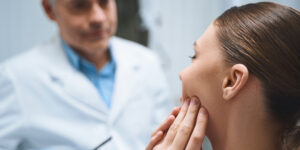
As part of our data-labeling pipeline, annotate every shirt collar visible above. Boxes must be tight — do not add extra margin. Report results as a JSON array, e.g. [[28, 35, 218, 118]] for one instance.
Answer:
[[61, 39, 116, 76]]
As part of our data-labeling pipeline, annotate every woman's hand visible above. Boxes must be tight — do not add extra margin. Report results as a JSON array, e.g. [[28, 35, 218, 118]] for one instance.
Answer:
[[146, 97, 208, 150]]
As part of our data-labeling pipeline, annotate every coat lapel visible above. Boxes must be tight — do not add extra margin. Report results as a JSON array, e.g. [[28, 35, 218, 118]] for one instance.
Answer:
[[109, 37, 141, 124], [43, 36, 108, 115]]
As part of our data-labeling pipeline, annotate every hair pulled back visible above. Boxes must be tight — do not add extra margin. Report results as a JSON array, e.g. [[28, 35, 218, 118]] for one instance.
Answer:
[[215, 2, 300, 149]]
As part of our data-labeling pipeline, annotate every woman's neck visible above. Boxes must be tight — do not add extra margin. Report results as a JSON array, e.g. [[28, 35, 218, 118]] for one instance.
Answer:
[[209, 78, 282, 150], [223, 114, 281, 150], [210, 107, 282, 150]]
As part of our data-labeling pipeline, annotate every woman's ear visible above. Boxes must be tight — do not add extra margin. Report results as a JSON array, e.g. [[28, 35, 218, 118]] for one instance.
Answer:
[[222, 64, 249, 101], [42, 0, 56, 21]]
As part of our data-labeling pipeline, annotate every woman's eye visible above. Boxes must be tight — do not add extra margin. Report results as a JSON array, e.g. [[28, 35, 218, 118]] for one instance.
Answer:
[[189, 55, 196, 60]]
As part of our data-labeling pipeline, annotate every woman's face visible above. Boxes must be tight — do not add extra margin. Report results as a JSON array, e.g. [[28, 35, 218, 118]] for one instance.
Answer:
[[180, 24, 229, 135]]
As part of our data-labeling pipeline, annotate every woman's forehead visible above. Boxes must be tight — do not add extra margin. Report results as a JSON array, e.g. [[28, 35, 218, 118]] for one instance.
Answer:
[[194, 24, 218, 50]]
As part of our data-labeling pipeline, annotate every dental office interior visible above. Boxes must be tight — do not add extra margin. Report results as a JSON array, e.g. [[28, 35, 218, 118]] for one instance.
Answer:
[[0, 0, 299, 149]]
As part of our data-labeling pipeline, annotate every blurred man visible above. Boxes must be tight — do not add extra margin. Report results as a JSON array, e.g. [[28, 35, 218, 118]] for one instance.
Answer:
[[0, 0, 172, 149]]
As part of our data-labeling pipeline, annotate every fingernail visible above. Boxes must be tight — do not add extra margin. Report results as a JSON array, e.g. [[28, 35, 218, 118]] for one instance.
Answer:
[[156, 131, 163, 136], [191, 97, 199, 105], [172, 107, 177, 111], [180, 97, 183, 104], [169, 115, 175, 120], [199, 107, 207, 115], [184, 98, 191, 105]]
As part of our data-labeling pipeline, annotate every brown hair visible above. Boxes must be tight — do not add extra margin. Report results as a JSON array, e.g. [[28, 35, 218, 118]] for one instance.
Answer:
[[214, 2, 300, 149]]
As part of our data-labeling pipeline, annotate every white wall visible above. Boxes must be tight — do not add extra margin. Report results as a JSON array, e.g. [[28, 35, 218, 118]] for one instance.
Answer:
[[142, 0, 300, 102], [1, 0, 299, 149], [1, 0, 299, 99], [147, 0, 225, 102], [0, 0, 57, 62], [148, 2, 299, 148]]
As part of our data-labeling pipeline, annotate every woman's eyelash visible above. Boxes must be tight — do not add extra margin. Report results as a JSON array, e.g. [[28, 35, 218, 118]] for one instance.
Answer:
[[189, 55, 196, 59]]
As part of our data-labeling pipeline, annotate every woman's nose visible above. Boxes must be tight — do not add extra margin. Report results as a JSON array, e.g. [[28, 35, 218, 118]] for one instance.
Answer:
[[179, 70, 184, 81]]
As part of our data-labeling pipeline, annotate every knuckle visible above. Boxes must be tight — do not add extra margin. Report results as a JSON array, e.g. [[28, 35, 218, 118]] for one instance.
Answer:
[[169, 146, 177, 150], [197, 116, 207, 124], [151, 130, 159, 137], [151, 132, 156, 137], [153, 146, 159, 150], [182, 123, 192, 130], [150, 135, 157, 141], [167, 126, 177, 136], [170, 123, 180, 131], [154, 144, 164, 150], [179, 124, 193, 135], [191, 134, 204, 142], [189, 108, 198, 115]]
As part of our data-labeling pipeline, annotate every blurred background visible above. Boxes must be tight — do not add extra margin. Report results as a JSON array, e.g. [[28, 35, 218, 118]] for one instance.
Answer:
[[1, 0, 300, 100], [0, 0, 299, 148], [1, 0, 299, 103]]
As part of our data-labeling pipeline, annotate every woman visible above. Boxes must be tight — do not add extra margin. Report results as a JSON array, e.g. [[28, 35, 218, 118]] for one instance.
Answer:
[[147, 2, 300, 150]]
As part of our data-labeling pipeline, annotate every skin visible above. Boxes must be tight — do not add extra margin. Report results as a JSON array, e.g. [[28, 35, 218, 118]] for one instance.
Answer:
[[146, 24, 282, 150], [146, 98, 208, 150], [42, 0, 118, 70], [180, 24, 229, 144]]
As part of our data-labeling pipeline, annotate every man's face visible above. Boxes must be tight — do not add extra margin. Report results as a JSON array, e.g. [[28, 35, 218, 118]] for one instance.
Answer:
[[45, 0, 117, 53]]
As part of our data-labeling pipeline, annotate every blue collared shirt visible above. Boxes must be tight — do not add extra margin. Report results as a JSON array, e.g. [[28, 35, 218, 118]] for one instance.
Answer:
[[62, 40, 116, 108]]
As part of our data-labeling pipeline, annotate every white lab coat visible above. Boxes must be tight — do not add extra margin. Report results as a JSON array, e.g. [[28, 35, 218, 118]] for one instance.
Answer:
[[0, 36, 173, 150]]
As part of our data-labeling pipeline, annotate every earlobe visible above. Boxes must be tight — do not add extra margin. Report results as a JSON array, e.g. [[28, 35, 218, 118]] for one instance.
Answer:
[[42, 0, 56, 21], [222, 64, 249, 101]]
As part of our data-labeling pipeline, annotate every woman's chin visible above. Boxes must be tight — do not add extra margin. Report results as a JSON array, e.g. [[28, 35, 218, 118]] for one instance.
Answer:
[[180, 94, 202, 104]]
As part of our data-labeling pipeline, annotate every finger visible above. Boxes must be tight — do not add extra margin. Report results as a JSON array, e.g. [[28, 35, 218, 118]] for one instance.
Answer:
[[185, 107, 208, 150], [172, 97, 201, 149], [180, 97, 183, 104], [170, 106, 181, 117], [164, 98, 191, 144], [151, 107, 180, 137], [146, 131, 164, 150], [151, 115, 176, 137]]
